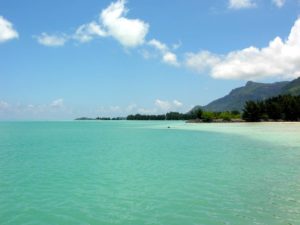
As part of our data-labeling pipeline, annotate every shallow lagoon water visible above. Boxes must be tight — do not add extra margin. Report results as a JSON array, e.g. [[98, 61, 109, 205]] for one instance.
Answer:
[[0, 121, 299, 225]]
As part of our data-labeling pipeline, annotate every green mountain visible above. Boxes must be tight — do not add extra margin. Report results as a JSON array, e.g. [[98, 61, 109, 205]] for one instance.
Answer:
[[281, 77, 300, 95], [191, 77, 300, 112]]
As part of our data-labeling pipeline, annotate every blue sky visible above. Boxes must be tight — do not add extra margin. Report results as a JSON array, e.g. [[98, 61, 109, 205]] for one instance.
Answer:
[[0, 0, 300, 120]]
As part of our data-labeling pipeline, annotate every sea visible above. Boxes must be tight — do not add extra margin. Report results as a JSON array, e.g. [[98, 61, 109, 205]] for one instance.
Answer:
[[0, 121, 299, 225]]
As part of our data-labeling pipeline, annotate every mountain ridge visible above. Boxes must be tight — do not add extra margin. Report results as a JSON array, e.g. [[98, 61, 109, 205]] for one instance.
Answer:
[[191, 77, 300, 112]]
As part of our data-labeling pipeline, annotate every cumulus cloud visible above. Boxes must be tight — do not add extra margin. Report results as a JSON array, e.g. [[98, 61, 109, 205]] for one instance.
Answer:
[[228, 0, 256, 9], [272, 0, 285, 8], [155, 99, 183, 112], [50, 99, 64, 108], [148, 39, 180, 66], [137, 107, 157, 114], [96, 100, 184, 116], [36, 0, 148, 48], [173, 100, 183, 107], [148, 39, 168, 52], [32, 0, 177, 69], [95, 100, 184, 115], [185, 51, 221, 73], [0, 16, 19, 43], [163, 52, 179, 66], [0, 99, 71, 120], [185, 18, 300, 80], [74, 22, 107, 43], [100, 0, 149, 47], [33, 0, 175, 69], [155, 99, 172, 111], [36, 33, 68, 46]]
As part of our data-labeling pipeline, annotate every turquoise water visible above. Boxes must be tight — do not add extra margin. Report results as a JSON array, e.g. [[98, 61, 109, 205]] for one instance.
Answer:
[[0, 121, 300, 225]]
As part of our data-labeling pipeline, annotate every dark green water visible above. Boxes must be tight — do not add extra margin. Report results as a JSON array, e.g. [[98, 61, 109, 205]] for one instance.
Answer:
[[0, 121, 299, 225]]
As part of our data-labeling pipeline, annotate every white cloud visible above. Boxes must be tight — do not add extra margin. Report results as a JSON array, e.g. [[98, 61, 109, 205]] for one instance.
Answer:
[[32, 0, 177, 68], [148, 39, 180, 66], [173, 100, 183, 107], [0, 16, 19, 43], [155, 99, 183, 112], [185, 18, 300, 80], [50, 99, 64, 108], [137, 107, 157, 114], [33, 0, 177, 69], [148, 39, 168, 52], [162, 52, 179, 66], [95, 100, 183, 116], [93, 100, 184, 116], [74, 21, 107, 43], [172, 41, 182, 50], [0, 99, 71, 120], [126, 103, 137, 112], [185, 51, 221, 73], [36, 33, 68, 46], [155, 99, 172, 111], [100, 0, 149, 47], [37, 0, 148, 48], [272, 0, 285, 8], [228, 0, 256, 9], [0, 101, 9, 110]]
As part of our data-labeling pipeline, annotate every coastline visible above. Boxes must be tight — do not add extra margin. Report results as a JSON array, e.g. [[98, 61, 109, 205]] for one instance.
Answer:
[[186, 119, 300, 123], [186, 118, 245, 123], [169, 121, 300, 148]]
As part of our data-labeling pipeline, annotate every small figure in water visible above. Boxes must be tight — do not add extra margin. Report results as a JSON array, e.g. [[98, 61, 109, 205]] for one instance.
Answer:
[[168, 126, 171, 129]]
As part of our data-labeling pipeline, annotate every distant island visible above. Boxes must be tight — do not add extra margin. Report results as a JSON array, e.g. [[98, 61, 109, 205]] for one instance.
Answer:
[[76, 77, 300, 123]]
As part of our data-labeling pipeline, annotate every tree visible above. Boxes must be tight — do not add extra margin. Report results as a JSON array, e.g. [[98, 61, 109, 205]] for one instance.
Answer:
[[166, 112, 181, 120], [202, 111, 214, 122], [242, 101, 262, 122], [265, 100, 282, 120], [220, 111, 232, 121], [195, 108, 203, 119]]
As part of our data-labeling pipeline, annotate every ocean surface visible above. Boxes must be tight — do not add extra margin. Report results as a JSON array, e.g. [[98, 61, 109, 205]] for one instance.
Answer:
[[0, 121, 300, 225]]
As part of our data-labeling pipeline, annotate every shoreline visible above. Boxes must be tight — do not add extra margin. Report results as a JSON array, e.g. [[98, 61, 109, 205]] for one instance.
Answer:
[[170, 121, 300, 148], [186, 119, 245, 123], [186, 119, 300, 123]]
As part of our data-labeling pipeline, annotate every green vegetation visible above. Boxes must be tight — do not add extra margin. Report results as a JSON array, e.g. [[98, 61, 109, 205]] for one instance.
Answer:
[[281, 77, 300, 95], [201, 111, 214, 122], [77, 94, 300, 123], [126, 109, 241, 122], [126, 110, 205, 120], [242, 95, 300, 122], [75, 117, 125, 120], [127, 114, 166, 120], [191, 77, 300, 112], [77, 78, 300, 123]]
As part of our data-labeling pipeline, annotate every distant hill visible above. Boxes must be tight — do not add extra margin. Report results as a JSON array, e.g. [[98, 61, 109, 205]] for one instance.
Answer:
[[281, 77, 300, 95], [191, 77, 300, 112]]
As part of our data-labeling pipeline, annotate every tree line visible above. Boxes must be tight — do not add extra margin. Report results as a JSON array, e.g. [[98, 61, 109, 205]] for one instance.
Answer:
[[127, 110, 241, 122], [242, 95, 300, 122], [127, 95, 300, 122], [77, 95, 300, 122]]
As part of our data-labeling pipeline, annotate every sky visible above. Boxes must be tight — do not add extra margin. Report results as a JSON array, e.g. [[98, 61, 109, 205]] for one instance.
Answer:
[[1, 0, 300, 120]]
